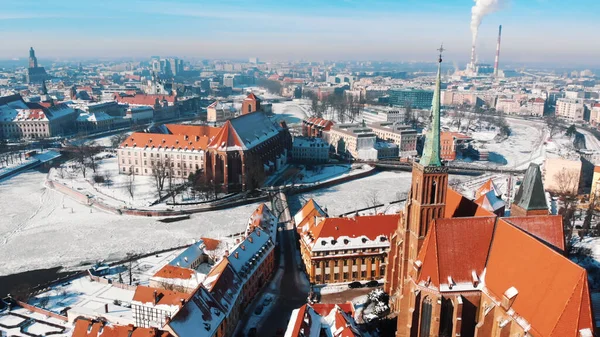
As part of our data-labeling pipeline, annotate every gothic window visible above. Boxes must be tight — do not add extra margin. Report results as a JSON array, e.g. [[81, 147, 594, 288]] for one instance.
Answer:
[[420, 297, 433, 337], [430, 180, 437, 204], [439, 297, 454, 337]]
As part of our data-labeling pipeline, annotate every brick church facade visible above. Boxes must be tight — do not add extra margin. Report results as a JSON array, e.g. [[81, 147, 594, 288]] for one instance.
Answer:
[[383, 49, 595, 337]]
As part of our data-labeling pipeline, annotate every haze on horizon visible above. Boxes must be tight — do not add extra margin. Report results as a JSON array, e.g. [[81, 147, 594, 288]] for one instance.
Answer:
[[0, 0, 599, 66]]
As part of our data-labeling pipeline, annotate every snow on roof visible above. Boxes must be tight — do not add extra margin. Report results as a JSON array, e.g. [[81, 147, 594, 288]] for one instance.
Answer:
[[201, 259, 242, 313], [132, 286, 189, 309], [294, 199, 328, 233], [168, 240, 207, 269], [72, 319, 172, 337], [227, 230, 274, 281], [303, 215, 399, 252], [227, 111, 282, 150], [247, 204, 278, 241], [77, 111, 113, 123], [167, 286, 225, 337], [284, 303, 360, 337]]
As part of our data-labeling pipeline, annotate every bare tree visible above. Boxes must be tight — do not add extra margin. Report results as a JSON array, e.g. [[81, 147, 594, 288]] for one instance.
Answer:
[[110, 133, 129, 149], [554, 168, 579, 196], [126, 168, 135, 199], [364, 190, 381, 214], [151, 160, 170, 198], [545, 116, 564, 139]]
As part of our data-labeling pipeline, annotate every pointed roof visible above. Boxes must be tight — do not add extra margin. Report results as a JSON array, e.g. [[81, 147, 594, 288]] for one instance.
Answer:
[[419, 47, 444, 167], [513, 163, 548, 212], [207, 120, 245, 150], [244, 92, 261, 102], [444, 188, 494, 218], [475, 178, 501, 199], [294, 199, 328, 233], [474, 190, 505, 213]]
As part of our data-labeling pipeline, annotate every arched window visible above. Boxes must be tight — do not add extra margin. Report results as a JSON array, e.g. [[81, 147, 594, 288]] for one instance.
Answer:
[[420, 297, 433, 337], [439, 297, 454, 337], [430, 180, 437, 204]]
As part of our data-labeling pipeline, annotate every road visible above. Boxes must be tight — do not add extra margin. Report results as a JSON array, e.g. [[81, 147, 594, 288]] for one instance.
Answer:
[[237, 190, 309, 337]]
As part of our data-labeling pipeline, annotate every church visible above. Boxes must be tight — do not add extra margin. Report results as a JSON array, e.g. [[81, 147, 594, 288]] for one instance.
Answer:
[[383, 48, 595, 337]]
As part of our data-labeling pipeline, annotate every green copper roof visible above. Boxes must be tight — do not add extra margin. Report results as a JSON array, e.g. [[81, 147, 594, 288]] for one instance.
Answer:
[[420, 48, 443, 167], [514, 163, 548, 211]]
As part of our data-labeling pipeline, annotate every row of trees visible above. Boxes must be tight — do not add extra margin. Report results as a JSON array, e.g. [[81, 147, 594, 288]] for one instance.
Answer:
[[304, 90, 365, 123]]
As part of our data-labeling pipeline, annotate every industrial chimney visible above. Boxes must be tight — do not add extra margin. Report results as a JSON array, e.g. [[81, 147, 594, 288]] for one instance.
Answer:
[[470, 44, 477, 73], [494, 25, 502, 77]]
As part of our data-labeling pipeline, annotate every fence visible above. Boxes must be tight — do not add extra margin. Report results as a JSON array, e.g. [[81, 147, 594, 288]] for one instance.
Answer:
[[11, 300, 68, 322]]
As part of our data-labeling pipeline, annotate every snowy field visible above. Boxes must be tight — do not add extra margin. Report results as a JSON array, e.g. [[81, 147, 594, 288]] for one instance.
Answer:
[[271, 100, 310, 126], [52, 156, 161, 209], [0, 170, 263, 276], [300, 171, 413, 216]]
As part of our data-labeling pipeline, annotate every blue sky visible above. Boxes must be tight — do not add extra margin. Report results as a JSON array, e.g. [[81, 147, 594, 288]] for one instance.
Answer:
[[0, 0, 598, 65]]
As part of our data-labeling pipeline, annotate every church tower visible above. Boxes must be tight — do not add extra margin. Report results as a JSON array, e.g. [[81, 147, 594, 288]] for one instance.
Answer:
[[404, 46, 448, 264], [385, 47, 449, 333], [29, 47, 38, 68]]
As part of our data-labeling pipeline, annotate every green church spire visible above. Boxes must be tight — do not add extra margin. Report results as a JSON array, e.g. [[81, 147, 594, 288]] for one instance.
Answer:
[[420, 45, 444, 167]]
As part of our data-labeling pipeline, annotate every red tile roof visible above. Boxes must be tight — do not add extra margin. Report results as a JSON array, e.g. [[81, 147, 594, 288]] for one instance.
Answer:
[[475, 179, 501, 199], [207, 120, 244, 149], [153, 264, 195, 280], [114, 94, 175, 106], [72, 319, 172, 337], [200, 237, 221, 251], [445, 188, 493, 218], [132, 285, 189, 307], [484, 219, 594, 336], [120, 125, 221, 151], [417, 217, 496, 287], [503, 215, 565, 253], [295, 199, 327, 233], [310, 302, 354, 317], [309, 214, 400, 241]]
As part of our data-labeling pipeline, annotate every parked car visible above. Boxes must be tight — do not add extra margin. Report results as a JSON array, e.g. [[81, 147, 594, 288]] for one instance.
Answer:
[[348, 281, 363, 289], [366, 280, 379, 287], [254, 304, 264, 315]]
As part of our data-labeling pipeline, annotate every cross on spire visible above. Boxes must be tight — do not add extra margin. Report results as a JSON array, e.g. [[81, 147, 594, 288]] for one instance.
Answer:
[[437, 44, 445, 63]]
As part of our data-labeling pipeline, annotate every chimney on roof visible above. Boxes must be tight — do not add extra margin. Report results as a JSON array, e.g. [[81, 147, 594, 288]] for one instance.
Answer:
[[471, 271, 480, 287], [224, 250, 229, 257], [153, 290, 158, 304], [501, 287, 518, 310], [180, 298, 186, 306], [104, 303, 109, 313]]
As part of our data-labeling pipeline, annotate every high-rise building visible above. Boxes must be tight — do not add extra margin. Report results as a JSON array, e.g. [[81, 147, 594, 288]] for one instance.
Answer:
[[388, 89, 434, 109]]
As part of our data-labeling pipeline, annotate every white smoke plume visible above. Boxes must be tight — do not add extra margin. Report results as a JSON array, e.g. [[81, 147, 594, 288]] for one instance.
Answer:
[[470, 0, 506, 44]]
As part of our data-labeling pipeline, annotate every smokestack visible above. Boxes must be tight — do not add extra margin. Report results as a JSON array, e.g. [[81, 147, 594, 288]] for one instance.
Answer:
[[494, 25, 502, 77], [470, 44, 476, 72]]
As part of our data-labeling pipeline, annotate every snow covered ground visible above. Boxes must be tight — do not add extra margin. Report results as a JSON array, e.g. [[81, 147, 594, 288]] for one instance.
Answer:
[[0, 170, 263, 276], [271, 100, 310, 126], [52, 156, 161, 209], [299, 171, 413, 217]]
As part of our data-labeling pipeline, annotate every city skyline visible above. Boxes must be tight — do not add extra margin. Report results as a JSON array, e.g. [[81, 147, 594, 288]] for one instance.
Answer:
[[1, 0, 599, 65]]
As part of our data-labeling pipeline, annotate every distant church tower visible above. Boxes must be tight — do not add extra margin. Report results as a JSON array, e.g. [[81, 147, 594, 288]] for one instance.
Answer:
[[385, 47, 449, 335], [29, 47, 38, 68]]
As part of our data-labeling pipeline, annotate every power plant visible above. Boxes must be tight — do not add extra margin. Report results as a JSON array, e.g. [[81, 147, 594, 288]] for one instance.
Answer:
[[463, 24, 503, 78], [494, 24, 502, 77]]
